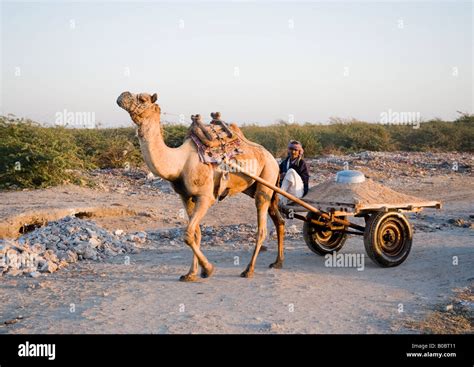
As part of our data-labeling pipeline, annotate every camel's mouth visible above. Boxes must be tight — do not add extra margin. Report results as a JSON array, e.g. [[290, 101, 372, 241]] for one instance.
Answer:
[[116, 91, 134, 111]]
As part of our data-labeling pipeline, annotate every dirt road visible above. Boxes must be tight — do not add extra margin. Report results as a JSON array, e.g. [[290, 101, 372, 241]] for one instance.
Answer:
[[0, 154, 472, 334]]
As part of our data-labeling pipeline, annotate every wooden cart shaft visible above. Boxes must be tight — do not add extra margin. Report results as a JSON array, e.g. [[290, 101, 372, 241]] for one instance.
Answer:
[[224, 160, 358, 230]]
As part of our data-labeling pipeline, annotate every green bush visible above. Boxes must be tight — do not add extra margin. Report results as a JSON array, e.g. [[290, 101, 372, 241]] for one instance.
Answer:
[[0, 117, 91, 188], [162, 124, 189, 147], [241, 121, 392, 156], [388, 116, 474, 152], [242, 123, 291, 157], [74, 128, 143, 169], [0, 114, 472, 189]]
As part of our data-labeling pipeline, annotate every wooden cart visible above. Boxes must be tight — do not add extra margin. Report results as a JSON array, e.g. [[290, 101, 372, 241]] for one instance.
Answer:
[[280, 199, 441, 267], [224, 160, 442, 267]]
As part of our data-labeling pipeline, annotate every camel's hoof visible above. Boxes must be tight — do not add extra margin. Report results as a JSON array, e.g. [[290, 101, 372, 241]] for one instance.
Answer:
[[179, 274, 198, 282], [200, 264, 215, 279], [240, 269, 254, 278], [269, 261, 283, 269]]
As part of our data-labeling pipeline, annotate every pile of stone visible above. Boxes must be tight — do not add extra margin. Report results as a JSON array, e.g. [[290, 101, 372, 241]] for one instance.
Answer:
[[148, 223, 302, 247], [0, 216, 149, 277], [309, 151, 471, 181], [88, 168, 174, 195]]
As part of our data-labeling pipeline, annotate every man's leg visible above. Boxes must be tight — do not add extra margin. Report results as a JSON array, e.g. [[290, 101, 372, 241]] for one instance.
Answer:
[[279, 168, 304, 204]]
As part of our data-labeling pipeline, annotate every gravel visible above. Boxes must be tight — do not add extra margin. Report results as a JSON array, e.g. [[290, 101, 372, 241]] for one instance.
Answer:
[[0, 216, 150, 277]]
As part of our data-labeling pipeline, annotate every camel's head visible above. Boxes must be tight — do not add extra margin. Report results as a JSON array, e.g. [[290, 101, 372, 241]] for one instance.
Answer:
[[116, 91, 160, 125]]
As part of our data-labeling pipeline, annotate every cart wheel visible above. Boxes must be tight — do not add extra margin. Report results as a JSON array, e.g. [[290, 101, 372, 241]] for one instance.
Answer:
[[364, 212, 413, 267], [303, 213, 347, 255]]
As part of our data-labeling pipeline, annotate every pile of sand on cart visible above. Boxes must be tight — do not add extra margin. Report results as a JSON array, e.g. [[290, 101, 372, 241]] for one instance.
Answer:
[[304, 178, 429, 206]]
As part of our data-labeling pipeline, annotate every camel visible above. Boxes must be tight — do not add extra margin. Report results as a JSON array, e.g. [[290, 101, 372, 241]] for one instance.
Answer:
[[116, 91, 285, 281]]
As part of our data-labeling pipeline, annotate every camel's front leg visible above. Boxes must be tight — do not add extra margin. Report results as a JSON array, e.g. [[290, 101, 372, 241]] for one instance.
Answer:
[[181, 195, 215, 281], [241, 189, 272, 278], [179, 196, 202, 282]]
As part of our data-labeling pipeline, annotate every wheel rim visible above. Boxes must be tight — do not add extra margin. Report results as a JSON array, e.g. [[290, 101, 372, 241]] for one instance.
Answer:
[[377, 218, 406, 257], [308, 216, 345, 250], [316, 229, 332, 242]]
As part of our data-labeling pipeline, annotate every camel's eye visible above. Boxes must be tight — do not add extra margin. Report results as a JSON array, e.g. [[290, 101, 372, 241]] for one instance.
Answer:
[[138, 95, 147, 103]]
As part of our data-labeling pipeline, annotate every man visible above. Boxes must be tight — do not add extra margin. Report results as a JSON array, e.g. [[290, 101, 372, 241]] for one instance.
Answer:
[[279, 140, 310, 205]]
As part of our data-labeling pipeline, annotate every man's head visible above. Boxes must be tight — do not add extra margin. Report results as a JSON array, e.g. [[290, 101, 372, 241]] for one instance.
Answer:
[[288, 140, 304, 160]]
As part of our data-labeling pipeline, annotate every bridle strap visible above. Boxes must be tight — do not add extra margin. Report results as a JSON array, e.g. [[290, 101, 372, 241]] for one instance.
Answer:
[[129, 95, 153, 115]]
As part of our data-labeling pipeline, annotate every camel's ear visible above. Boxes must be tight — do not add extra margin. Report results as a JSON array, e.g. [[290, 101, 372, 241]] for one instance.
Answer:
[[151, 93, 158, 103]]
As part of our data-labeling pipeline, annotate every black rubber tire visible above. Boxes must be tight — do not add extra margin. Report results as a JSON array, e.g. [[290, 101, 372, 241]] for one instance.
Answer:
[[364, 211, 413, 267], [303, 213, 347, 255]]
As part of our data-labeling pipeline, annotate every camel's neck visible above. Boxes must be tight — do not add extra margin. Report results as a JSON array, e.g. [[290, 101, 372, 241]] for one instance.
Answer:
[[137, 117, 186, 182]]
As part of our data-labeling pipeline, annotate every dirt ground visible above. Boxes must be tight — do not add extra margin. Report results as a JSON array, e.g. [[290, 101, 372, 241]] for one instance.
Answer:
[[0, 153, 473, 334]]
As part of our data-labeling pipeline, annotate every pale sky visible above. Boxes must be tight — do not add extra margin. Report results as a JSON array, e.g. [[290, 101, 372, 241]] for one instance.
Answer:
[[1, 0, 472, 127]]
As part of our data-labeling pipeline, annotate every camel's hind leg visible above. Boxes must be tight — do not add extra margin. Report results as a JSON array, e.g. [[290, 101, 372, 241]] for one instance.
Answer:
[[268, 190, 285, 269], [182, 195, 215, 281], [179, 196, 202, 282], [241, 184, 274, 278]]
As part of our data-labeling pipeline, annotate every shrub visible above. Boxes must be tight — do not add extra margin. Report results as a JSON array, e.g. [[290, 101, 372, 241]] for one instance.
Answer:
[[1, 114, 472, 189], [0, 116, 91, 188]]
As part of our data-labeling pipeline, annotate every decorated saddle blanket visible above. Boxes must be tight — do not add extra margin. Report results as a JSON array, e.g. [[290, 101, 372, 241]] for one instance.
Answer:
[[190, 133, 243, 164], [188, 114, 244, 164]]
